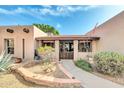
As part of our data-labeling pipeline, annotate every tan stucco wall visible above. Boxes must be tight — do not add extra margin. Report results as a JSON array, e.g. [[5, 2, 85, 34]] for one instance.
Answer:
[[55, 40, 59, 61], [75, 40, 97, 60], [77, 52, 92, 60], [74, 40, 78, 61], [92, 11, 124, 54], [33, 26, 47, 49], [0, 25, 47, 60], [0, 25, 34, 60], [33, 26, 47, 38]]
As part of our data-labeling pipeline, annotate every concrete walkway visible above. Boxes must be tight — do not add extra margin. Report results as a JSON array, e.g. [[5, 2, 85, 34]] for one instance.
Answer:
[[60, 60, 124, 88]]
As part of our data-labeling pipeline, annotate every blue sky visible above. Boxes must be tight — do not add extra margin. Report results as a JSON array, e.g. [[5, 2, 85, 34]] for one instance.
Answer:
[[0, 5, 124, 35]]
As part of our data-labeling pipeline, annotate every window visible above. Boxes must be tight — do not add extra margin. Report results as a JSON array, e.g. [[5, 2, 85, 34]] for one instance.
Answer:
[[42, 41, 55, 48], [5, 39, 14, 54], [78, 41, 92, 52]]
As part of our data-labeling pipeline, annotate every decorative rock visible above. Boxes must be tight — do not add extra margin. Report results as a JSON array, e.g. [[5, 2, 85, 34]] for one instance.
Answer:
[[15, 58, 22, 63], [72, 77, 75, 79]]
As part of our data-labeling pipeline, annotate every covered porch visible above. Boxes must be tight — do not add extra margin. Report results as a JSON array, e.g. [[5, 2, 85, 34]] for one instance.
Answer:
[[35, 35, 100, 61]]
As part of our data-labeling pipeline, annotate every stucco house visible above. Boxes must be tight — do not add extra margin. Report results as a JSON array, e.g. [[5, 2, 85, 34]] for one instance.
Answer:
[[0, 25, 47, 60], [0, 11, 124, 61], [86, 11, 124, 55]]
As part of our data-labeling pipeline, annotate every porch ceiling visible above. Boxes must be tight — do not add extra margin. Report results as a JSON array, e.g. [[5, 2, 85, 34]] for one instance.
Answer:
[[35, 35, 100, 41]]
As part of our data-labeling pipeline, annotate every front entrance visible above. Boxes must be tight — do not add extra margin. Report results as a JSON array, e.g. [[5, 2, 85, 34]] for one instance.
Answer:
[[59, 40, 74, 59]]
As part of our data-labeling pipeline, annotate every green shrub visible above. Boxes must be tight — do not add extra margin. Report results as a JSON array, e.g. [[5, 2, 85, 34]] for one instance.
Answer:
[[37, 46, 54, 53], [37, 46, 55, 62], [75, 59, 92, 72], [41, 62, 56, 73], [33, 24, 60, 35], [94, 51, 124, 76]]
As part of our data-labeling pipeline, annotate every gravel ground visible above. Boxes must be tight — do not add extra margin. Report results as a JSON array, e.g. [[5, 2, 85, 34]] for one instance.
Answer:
[[25, 63, 69, 78], [0, 73, 48, 88], [0, 61, 72, 88], [92, 71, 124, 86]]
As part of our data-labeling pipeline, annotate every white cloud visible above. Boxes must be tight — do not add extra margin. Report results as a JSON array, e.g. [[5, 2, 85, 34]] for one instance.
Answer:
[[56, 23, 61, 28], [41, 5, 52, 8], [0, 5, 99, 19], [0, 7, 29, 14], [0, 8, 14, 14], [83, 5, 98, 11], [39, 5, 98, 16]]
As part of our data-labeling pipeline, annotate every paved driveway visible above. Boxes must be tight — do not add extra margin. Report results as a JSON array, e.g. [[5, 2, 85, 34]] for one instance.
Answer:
[[61, 60, 124, 88]]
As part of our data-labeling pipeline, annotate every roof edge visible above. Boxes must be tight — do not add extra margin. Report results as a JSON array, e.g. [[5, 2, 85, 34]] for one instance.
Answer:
[[85, 10, 124, 36]]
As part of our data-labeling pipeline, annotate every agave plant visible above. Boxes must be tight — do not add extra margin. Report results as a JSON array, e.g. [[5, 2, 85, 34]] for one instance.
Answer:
[[0, 50, 14, 72]]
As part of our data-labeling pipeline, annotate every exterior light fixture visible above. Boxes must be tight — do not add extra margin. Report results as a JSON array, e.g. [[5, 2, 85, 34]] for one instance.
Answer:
[[23, 28, 29, 33], [6, 29, 14, 33]]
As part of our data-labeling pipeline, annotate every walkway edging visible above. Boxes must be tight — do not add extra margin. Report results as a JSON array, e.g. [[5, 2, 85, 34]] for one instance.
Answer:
[[10, 63, 81, 88], [61, 60, 124, 88]]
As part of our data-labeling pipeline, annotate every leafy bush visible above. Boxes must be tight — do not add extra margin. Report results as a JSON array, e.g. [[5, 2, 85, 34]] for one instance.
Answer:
[[75, 59, 92, 72], [94, 52, 124, 76], [41, 62, 56, 73], [37, 46, 55, 62], [0, 50, 14, 72], [37, 46, 54, 53]]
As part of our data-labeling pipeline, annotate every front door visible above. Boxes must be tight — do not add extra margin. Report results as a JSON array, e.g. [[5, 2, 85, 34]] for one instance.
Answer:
[[59, 40, 74, 60]]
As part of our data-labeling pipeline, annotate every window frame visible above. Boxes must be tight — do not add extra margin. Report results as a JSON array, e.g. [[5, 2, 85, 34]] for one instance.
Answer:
[[4, 38, 14, 54], [78, 40, 92, 52]]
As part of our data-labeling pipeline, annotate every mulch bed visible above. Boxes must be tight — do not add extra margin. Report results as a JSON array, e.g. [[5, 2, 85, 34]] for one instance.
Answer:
[[0, 72, 48, 88]]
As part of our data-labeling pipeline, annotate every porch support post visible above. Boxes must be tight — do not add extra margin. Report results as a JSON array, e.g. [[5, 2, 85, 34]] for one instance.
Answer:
[[55, 40, 59, 62], [39, 40, 42, 47], [36, 40, 40, 48], [74, 40, 78, 61], [92, 40, 97, 55]]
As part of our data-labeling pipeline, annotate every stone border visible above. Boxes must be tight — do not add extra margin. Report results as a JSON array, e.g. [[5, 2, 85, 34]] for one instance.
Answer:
[[11, 63, 81, 88], [57, 63, 75, 79]]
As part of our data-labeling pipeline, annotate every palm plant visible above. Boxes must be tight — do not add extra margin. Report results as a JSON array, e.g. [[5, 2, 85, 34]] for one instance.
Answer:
[[0, 50, 14, 72]]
